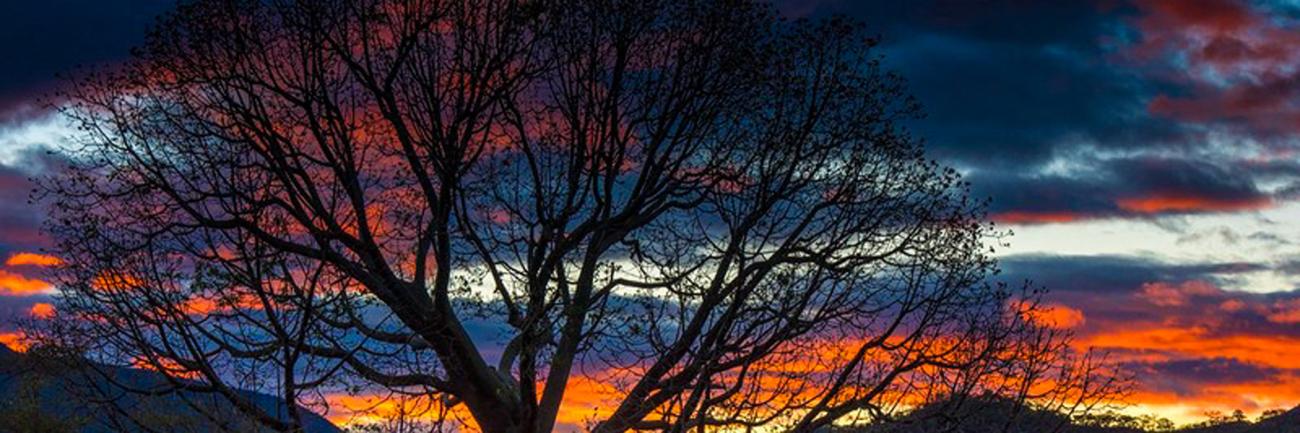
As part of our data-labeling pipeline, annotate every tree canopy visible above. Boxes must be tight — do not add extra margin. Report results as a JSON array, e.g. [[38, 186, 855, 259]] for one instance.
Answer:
[[37, 0, 1122, 431]]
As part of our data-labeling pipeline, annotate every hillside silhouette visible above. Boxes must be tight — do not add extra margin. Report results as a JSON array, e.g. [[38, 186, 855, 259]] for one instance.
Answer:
[[835, 396, 1300, 433], [0, 344, 339, 433]]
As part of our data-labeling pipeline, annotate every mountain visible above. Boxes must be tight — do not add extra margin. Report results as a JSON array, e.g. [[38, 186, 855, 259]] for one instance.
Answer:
[[0, 344, 340, 433]]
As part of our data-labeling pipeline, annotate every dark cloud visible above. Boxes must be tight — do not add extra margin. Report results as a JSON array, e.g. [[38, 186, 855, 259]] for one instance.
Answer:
[[0, 162, 46, 255], [974, 156, 1273, 223], [0, 293, 53, 337], [999, 254, 1267, 296], [779, 0, 1300, 229], [999, 254, 1300, 340], [779, 0, 1163, 168], [1134, 358, 1287, 388], [1126, 0, 1300, 138], [0, 1, 171, 121]]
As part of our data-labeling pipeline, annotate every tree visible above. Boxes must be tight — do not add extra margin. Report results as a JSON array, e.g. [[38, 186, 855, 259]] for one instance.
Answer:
[[38, 0, 1123, 432]]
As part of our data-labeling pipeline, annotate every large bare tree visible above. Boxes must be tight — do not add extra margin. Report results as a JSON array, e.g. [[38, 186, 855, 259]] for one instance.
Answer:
[[36, 0, 1124, 432]]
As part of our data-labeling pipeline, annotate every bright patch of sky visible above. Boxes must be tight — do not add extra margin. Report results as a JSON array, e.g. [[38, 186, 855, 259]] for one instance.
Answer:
[[0, 113, 72, 171]]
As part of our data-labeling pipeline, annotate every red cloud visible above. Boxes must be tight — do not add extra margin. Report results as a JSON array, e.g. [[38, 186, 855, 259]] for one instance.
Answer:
[[989, 191, 1272, 226], [1116, 195, 1272, 214], [1128, 0, 1300, 136], [1135, 0, 1253, 32]]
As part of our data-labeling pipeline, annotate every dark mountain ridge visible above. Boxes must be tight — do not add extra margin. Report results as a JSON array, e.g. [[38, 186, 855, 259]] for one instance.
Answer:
[[0, 344, 340, 433], [834, 396, 1300, 433]]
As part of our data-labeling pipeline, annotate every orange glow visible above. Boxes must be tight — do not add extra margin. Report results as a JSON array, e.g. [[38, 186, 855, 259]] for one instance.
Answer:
[[0, 269, 54, 295], [130, 355, 200, 380], [4, 252, 62, 267], [1077, 326, 1300, 424], [325, 393, 478, 430], [553, 373, 623, 428], [323, 374, 622, 430], [28, 302, 55, 319], [0, 331, 28, 352], [180, 298, 219, 316], [989, 211, 1083, 224], [89, 271, 143, 292], [1117, 371, 1300, 424], [1025, 303, 1086, 329], [1080, 327, 1300, 370], [1115, 195, 1271, 213]]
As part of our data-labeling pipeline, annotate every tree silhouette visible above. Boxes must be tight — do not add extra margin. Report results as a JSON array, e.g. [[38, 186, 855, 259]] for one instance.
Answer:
[[37, 0, 1123, 432]]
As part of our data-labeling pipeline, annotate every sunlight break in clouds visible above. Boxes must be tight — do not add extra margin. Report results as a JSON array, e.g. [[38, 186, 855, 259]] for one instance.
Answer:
[[0, 113, 72, 169]]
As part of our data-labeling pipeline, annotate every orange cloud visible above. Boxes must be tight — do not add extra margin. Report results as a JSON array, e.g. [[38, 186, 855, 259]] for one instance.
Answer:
[[28, 302, 55, 319], [4, 252, 62, 267], [1044, 273, 1300, 424], [180, 298, 219, 316], [1029, 303, 1086, 329], [0, 331, 28, 352], [1081, 328, 1300, 370], [0, 269, 54, 295], [1138, 280, 1219, 307], [1077, 326, 1300, 424]]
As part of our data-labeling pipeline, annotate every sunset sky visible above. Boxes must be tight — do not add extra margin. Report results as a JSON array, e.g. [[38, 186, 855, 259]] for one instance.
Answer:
[[2, 0, 1299, 426]]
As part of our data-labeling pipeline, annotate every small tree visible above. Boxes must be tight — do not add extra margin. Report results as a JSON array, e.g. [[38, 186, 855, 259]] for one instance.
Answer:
[[39, 0, 1124, 432]]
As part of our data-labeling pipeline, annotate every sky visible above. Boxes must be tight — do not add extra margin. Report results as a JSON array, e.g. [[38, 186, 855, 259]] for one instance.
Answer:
[[0, 0, 1298, 426]]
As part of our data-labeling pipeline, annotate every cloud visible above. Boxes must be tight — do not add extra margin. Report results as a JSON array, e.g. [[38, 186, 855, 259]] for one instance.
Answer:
[[1266, 298, 1300, 324], [0, 2, 170, 121], [1025, 302, 1086, 329], [777, 0, 1300, 228], [5, 252, 61, 267], [0, 269, 53, 296], [1138, 280, 1221, 307], [977, 156, 1275, 224], [1135, 357, 1285, 388], [1002, 253, 1300, 420], [0, 330, 27, 352], [0, 152, 55, 255], [27, 302, 53, 319], [774, 1, 1161, 170], [1126, 0, 1300, 137]]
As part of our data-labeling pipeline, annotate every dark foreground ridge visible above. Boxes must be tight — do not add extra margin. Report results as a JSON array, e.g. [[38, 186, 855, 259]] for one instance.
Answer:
[[0, 344, 340, 433], [834, 396, 1300, 433]]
